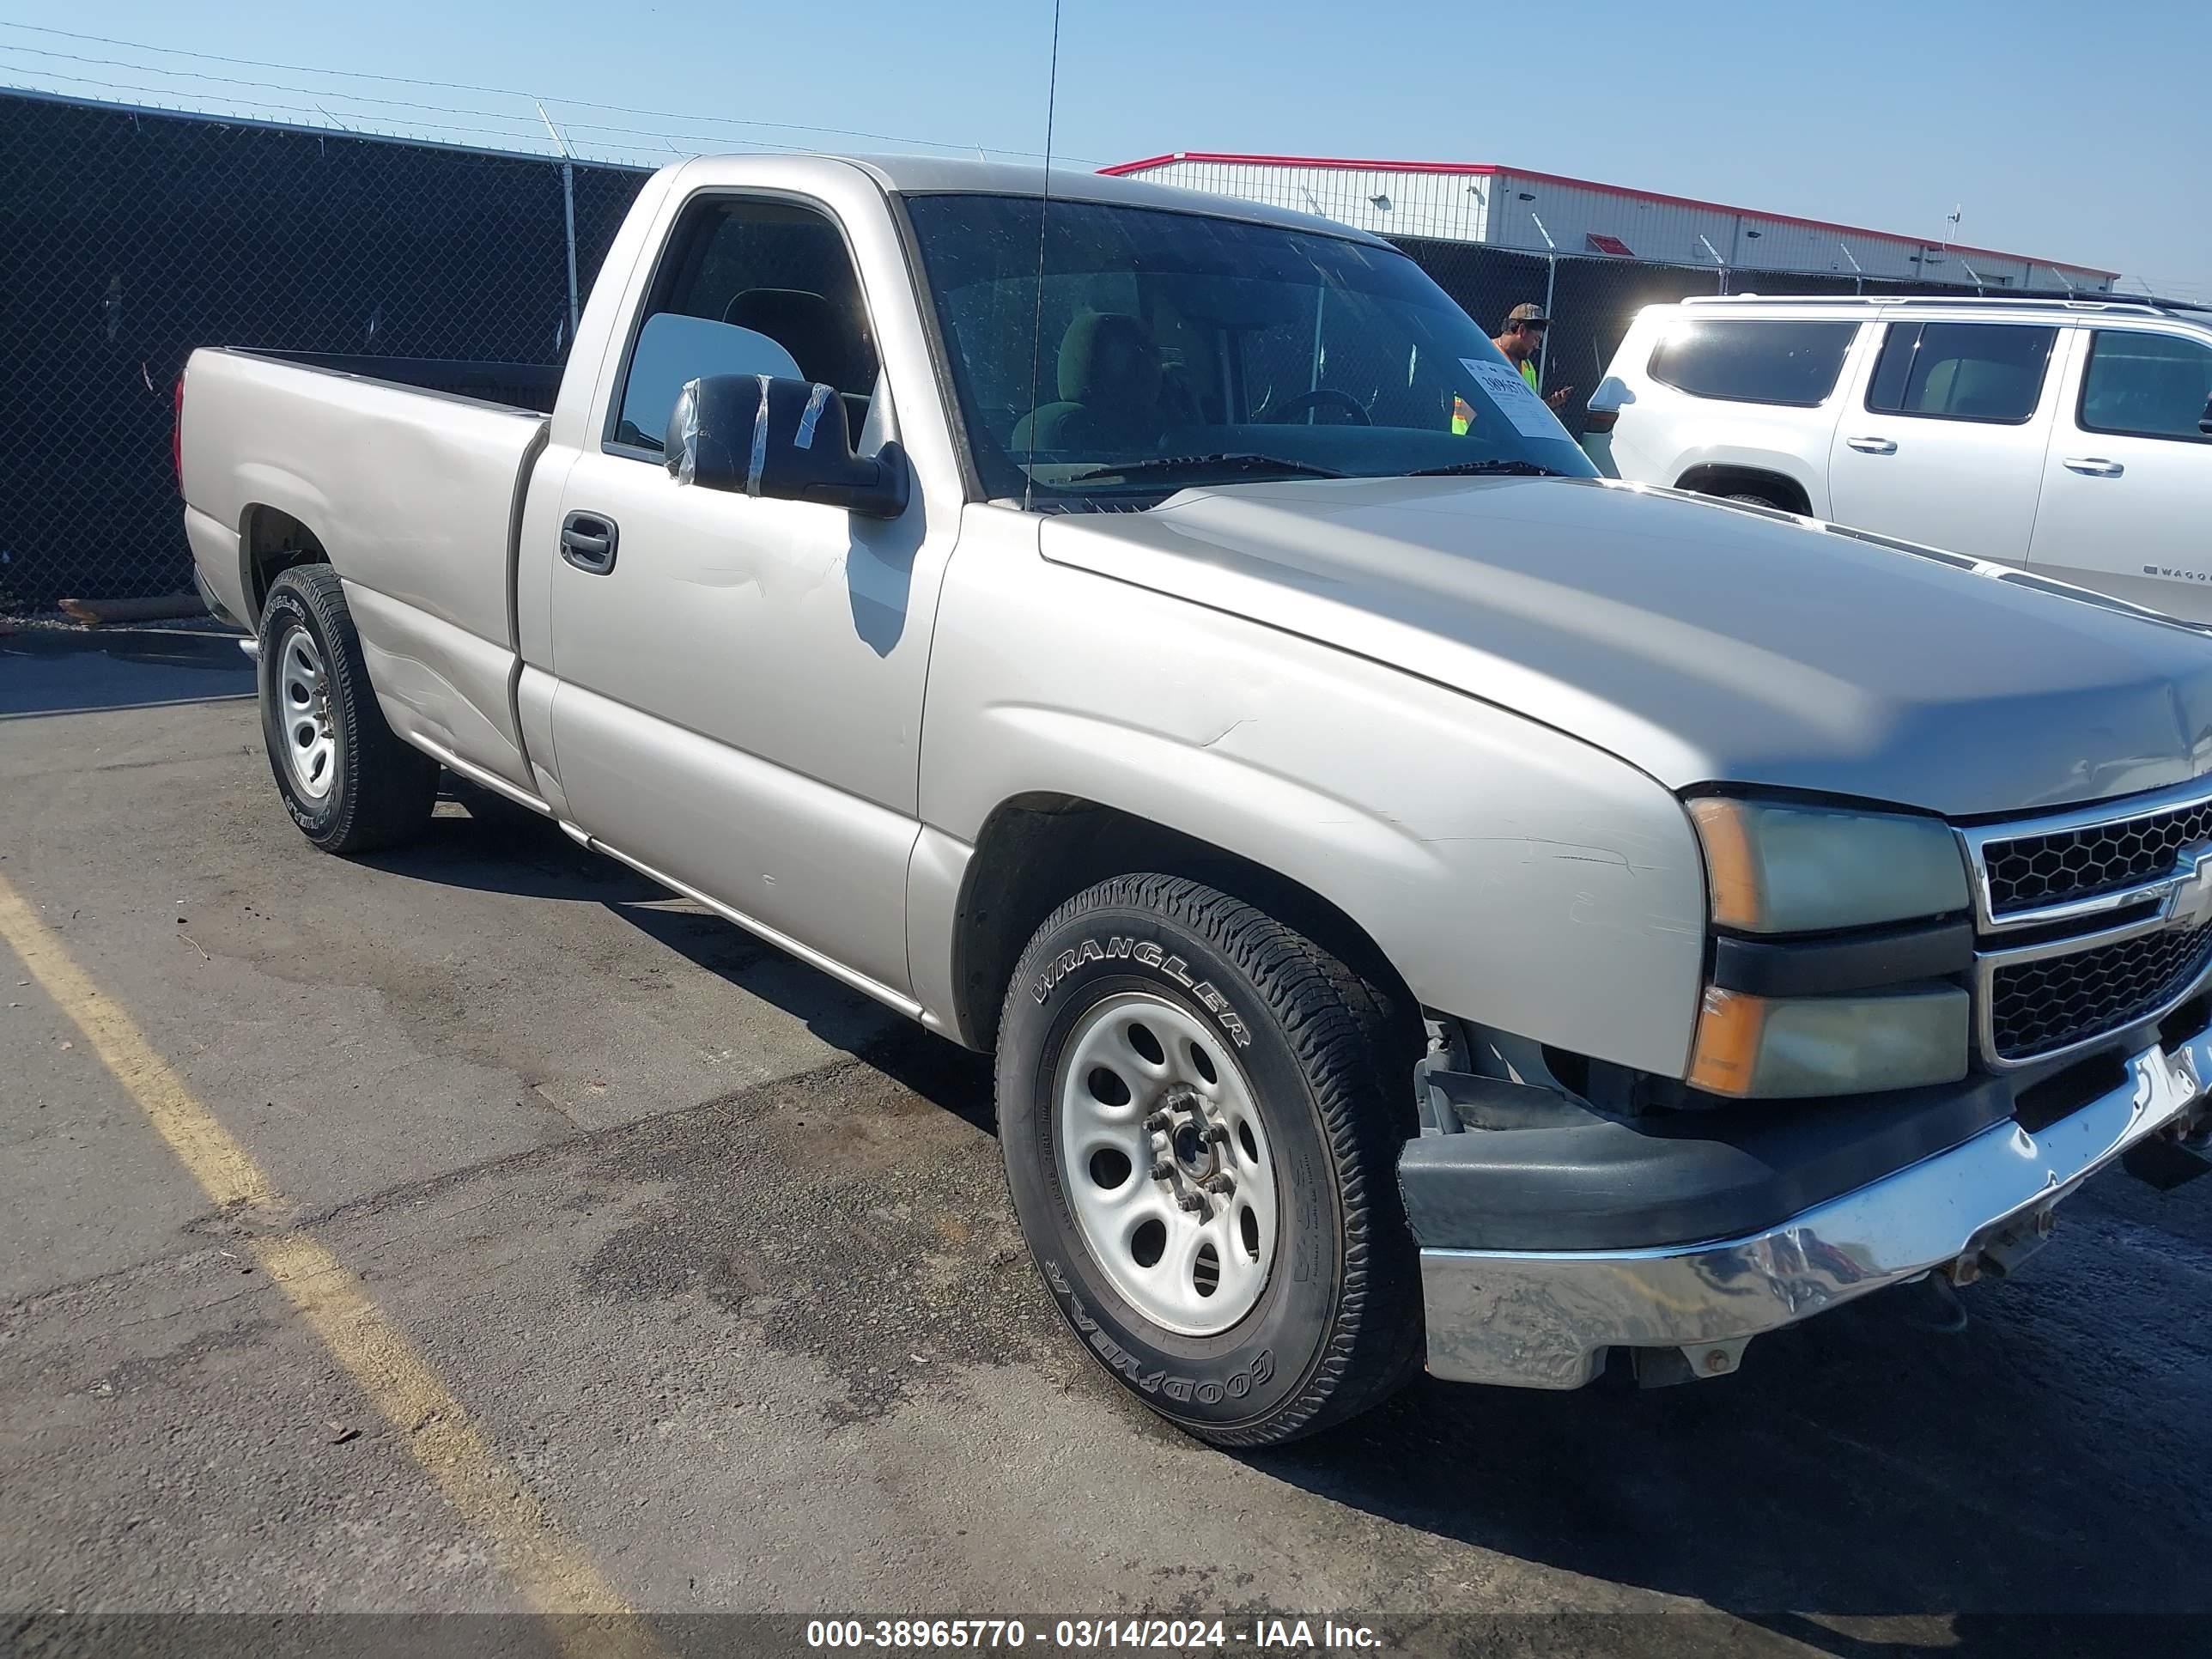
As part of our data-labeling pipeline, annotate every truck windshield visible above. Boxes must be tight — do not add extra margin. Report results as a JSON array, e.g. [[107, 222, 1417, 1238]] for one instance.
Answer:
[[902, 193, 1596, 507]]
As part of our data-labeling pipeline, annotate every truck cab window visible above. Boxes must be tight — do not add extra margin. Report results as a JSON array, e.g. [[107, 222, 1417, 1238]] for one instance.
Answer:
[[610, 198, 879, 456], [1865, 321, 2055, 424], [903, 193, 1595, 504], [2080, 331, 2212, 442]]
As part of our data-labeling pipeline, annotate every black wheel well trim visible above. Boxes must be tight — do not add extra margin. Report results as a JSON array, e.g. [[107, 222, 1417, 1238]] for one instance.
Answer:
[[1673, 464, 1813, 515], [240, 504, 331, 624], [949, 793, 1419, 1054]]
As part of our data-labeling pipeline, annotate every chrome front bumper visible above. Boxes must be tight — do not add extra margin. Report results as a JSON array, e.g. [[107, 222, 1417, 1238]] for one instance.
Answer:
[[1420, 1023, 2212, 1390]]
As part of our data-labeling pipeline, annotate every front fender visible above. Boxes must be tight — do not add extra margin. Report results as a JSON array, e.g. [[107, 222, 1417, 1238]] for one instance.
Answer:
[[917, 511, 1709, 1079]]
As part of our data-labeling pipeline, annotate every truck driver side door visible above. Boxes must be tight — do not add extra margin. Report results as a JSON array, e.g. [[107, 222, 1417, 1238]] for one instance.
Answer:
[[545, 189, 947, 1004]]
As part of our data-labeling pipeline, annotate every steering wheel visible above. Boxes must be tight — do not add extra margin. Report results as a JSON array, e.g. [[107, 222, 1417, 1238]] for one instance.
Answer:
[[1266, 387, 1370, 426]]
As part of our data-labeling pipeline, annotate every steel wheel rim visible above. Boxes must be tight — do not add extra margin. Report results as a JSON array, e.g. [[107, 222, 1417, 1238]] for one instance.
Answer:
[[1054, 991, 1279, 1337], [275, 624, 338, 803]]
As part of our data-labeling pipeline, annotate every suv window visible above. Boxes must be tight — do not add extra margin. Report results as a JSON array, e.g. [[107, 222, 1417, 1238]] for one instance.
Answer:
[[1865, 321, 2055, 424], [610, 197, 879, 456], [2080, 330, 2212, 442], [1645, 319, 1856, 406]]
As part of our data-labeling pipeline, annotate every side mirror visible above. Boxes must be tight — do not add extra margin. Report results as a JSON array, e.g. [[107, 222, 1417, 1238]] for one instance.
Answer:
[[2199, 394, 2211, 437], [665, 374, 908, 520]]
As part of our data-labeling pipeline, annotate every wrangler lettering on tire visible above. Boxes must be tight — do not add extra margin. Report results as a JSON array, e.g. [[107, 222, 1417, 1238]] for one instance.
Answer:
[[997, 873, 1422, 1446], [1032, 935, 1253, 1048]]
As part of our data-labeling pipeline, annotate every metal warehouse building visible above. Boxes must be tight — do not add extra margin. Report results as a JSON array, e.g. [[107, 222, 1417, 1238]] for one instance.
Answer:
[[1101, 153, 2118, 293]]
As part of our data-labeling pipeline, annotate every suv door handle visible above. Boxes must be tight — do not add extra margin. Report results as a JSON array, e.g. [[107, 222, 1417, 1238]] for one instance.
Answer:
[[1844, 435, 1898, 455], [2062, 456, 2124, 477], [560, 512, 618, 574]]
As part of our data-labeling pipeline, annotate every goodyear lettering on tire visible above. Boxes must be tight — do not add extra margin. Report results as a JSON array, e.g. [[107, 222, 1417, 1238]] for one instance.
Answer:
[[1041, 1261, 1274, 1401]]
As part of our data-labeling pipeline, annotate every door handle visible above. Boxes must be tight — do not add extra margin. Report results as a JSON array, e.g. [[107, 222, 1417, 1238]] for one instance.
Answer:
[[560, 512, 618, 574], [1844, 435, 1898, 455], [2062, 457, 2124, 477]]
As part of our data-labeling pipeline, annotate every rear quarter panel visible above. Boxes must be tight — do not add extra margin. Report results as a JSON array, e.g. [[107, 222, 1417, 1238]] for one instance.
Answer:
[[179, 349, 549, 789]]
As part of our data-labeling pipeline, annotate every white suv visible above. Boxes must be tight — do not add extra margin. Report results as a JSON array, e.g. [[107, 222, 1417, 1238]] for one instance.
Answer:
[[1601, 295, 2212, 620]]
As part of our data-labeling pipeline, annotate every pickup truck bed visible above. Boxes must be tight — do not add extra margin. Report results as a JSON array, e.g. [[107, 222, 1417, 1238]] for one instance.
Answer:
[[250, 352, 565, 412], [182, 347, 554, 799]]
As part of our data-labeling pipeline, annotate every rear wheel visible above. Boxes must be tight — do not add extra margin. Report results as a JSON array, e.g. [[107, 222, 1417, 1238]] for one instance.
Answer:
[[997, 874, 1423, 1446], [257, 565, 438, 854]]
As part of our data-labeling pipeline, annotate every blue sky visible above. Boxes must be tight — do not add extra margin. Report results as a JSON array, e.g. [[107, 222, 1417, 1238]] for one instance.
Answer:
[[1, 0, 2203, 297]]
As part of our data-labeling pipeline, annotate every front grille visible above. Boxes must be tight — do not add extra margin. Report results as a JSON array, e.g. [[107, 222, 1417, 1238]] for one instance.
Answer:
[[1983, 796, 2212, 915], [1989, 919, 2212, 1061]]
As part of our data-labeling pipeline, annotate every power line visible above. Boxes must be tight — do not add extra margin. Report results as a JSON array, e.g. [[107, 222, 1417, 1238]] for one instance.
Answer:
[[0, 62, 578, 149], [0, 42, 549, 129], [0, 61, 1059, 167], [0, 20, 1093, 162]]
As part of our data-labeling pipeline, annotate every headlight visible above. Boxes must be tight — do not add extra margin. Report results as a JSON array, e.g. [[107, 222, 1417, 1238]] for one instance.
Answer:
[[1684, 795, 1972, 1097], [1686, 797, 1968, 934], [1687, 984, 1969, 1097]]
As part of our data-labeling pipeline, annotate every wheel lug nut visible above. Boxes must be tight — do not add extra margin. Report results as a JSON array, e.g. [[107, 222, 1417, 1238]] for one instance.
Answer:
[[1150, 1159, 1174, 1182], [1202, 1173, 1236, 1196], [1144, 1111, 1170, 1133], [1206, 1121, 1231, 1144], [1177, 1191, 1208, 1216]]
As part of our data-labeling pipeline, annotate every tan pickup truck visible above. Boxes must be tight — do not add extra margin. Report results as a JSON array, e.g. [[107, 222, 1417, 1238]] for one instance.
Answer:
[[181, 154, 2212, 1445]]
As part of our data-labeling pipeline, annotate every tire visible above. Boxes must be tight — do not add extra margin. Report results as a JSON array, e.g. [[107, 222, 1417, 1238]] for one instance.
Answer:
[[257, 565, 439, 854], [1721, 490, 1782, 509], [998, 874, 1424, 1447]]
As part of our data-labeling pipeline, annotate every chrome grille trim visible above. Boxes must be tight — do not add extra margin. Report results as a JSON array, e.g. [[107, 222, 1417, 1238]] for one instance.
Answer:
[[1963, 777, 2212, 1068], [1958, 776, 2212, 933], [1976, 917, 2212, 1067]]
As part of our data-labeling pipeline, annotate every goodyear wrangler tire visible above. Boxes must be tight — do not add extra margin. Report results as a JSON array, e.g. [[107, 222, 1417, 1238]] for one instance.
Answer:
[[998, 874, 1424, 1446], [258, 566, 439, 854]]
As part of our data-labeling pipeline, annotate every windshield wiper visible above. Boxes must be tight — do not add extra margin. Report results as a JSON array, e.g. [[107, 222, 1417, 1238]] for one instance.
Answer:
[[1403, 459, 1569, 478], [1065, 453, 1346, 485]]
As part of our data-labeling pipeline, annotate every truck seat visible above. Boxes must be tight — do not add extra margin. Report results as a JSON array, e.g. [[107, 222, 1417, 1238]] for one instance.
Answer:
[[1012, 312, 1169, 454], [722, 288, 875, 443]]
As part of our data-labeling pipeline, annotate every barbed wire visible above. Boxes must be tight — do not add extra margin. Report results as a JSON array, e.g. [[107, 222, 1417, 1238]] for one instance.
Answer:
[[0, 20, 1099, 164]]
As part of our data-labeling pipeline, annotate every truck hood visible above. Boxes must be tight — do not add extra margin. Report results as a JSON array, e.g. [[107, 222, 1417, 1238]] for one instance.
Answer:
[[1039, 476, 2212, 817]]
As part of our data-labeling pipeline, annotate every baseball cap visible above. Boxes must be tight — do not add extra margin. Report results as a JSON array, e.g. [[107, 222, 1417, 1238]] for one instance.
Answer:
[[1506, 302, 1549, 327]]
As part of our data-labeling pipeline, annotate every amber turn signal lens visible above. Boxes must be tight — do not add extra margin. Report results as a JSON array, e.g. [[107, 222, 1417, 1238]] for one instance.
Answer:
[[1686, 985, 1768, 1097], [1686, 798, 1763, 932]]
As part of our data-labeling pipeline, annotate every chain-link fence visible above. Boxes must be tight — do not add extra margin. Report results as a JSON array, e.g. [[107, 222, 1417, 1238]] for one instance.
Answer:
[[0, 88, 2107, 611], [0, 91, 648, 610]]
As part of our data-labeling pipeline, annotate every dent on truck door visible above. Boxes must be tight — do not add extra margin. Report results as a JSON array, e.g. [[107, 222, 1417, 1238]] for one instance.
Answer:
[[546, 191, 939, 1001]]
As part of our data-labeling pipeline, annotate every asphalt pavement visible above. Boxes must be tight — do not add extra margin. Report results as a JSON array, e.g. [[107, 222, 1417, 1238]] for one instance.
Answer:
[[3, 625, 2209, 1659]]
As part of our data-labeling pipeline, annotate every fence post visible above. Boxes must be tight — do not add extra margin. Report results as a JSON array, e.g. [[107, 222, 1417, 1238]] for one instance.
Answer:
[[561, 160, 580, 336], [1539, 252, 1557, 390]]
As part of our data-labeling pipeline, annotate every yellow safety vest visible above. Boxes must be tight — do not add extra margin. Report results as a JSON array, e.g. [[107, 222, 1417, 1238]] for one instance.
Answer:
[[1453, 357, 1541, 434]]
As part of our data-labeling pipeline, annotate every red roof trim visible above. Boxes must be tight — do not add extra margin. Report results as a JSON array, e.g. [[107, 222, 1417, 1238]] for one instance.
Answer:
[[1097, 153, 2119, 279]]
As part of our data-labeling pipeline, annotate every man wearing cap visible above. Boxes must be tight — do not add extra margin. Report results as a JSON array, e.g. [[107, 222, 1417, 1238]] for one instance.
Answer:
[[1492, 303, 1576, 410]]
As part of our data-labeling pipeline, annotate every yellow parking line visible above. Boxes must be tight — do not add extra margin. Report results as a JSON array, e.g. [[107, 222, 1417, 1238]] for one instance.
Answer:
[[0, 874, 664, 1658]]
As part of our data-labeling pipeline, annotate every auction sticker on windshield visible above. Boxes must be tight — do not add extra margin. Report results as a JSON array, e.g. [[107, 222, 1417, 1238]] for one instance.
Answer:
[[1459, 358, 1558, 439]]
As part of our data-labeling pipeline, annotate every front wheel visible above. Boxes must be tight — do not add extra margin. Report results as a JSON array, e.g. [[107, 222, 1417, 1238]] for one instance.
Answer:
[[997, 874, 1423, 1446]]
